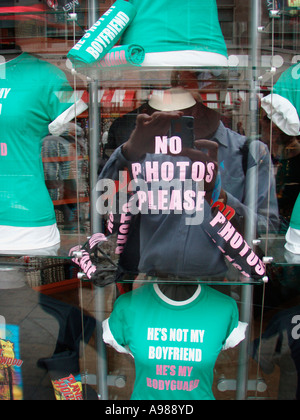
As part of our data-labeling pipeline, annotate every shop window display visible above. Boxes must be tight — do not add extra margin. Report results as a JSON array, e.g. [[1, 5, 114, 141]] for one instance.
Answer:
[[0, 0, 299, 402]]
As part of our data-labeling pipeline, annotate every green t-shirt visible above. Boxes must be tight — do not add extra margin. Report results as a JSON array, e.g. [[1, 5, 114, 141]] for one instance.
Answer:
[[0, 53, 73, 227], [120, 0, 228, 57], [104, 284, 245, 400]]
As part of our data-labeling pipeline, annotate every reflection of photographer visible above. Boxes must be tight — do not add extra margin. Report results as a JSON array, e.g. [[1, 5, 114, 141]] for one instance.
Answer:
[[99, 70, 279, 280]]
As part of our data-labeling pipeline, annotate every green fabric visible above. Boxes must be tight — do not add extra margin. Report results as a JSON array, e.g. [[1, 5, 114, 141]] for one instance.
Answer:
[[290, 193, 300, 230], [108, 284, 239, 400], [274, 62, 300, 116], [68, 0, 137, 66], [120, 0, 228, 57], [0, 53, 73, 227]]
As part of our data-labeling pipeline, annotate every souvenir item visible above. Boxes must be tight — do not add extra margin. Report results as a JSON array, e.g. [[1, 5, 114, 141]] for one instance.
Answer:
[[103, 283, 247, 400]]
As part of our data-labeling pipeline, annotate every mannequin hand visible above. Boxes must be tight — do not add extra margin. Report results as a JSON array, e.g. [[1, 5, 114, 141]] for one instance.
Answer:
[[122, 111, 183, 161]]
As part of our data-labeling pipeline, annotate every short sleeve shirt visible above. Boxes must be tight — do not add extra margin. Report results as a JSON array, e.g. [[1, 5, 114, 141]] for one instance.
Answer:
[[104, 284, 245, 400]]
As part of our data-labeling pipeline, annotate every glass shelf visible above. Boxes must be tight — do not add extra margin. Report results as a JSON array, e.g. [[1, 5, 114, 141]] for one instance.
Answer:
[[258, 234, 300, 266]]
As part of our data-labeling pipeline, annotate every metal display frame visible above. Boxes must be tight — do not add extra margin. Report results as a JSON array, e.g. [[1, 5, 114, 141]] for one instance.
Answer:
[[85, 0, 268, 401]]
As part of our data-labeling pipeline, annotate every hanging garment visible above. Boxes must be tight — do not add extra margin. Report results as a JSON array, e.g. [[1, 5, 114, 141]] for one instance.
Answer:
[[103, 283, 247, 400]]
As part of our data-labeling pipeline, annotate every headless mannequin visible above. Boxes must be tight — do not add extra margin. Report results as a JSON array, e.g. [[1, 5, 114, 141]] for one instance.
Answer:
[[0, 48, 41, 288]]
